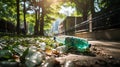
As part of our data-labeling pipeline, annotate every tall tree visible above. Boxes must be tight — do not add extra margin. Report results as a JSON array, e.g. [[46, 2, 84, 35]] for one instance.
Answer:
[[23, 0, 27, 35], [39, 0, 64, 35], [39, 0, 44, 35], [16, 0, 20, 34], [31, 0, 39, 35]]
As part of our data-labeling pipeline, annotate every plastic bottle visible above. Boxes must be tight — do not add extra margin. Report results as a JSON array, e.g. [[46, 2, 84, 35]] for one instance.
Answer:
[[55, 36, 89, 51]]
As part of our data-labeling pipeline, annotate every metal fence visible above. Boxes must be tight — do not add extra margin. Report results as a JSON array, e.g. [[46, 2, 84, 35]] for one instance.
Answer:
[[60, 8, 120, 35]]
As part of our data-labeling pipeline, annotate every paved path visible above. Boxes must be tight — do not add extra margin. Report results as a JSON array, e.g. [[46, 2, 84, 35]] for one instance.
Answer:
[[89, 40, 120, 58], [56, 40, 120, 67]]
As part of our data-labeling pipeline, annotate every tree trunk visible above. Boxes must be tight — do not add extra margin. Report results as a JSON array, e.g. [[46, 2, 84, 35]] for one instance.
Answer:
[[34, 10, 39, 35], [40, 1, 44, 36], [40, 11, 44, 36], [16, 0, 20, 34], [23, 0, 27, 35]]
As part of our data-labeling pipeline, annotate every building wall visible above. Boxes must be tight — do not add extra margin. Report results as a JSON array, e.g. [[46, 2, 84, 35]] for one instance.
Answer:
[[59, 16, 83, 35]]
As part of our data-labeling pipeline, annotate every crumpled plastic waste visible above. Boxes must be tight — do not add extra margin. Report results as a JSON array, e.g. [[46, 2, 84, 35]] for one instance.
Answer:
[[39, 42, 46, 51], [25, 46, 45, 67], [13, 45, 27, 56]]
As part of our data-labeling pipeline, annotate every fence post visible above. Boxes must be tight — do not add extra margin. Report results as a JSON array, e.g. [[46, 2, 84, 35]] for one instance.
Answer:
[[89, 14, 92, 32], [75, 17, 77, 33]]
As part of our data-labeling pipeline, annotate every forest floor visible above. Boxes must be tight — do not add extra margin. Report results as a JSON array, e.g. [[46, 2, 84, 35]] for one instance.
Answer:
[[0, 36, 120, 67]]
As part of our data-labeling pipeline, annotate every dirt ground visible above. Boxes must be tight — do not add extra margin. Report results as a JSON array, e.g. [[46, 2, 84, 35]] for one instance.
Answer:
[[56, 41, 120, 67]]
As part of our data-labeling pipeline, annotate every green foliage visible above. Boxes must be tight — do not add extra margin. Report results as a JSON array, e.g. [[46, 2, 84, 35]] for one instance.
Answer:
[[0, 0, 16, 23], [0, 0, 36, 33], [0, 50, 12, 59]]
